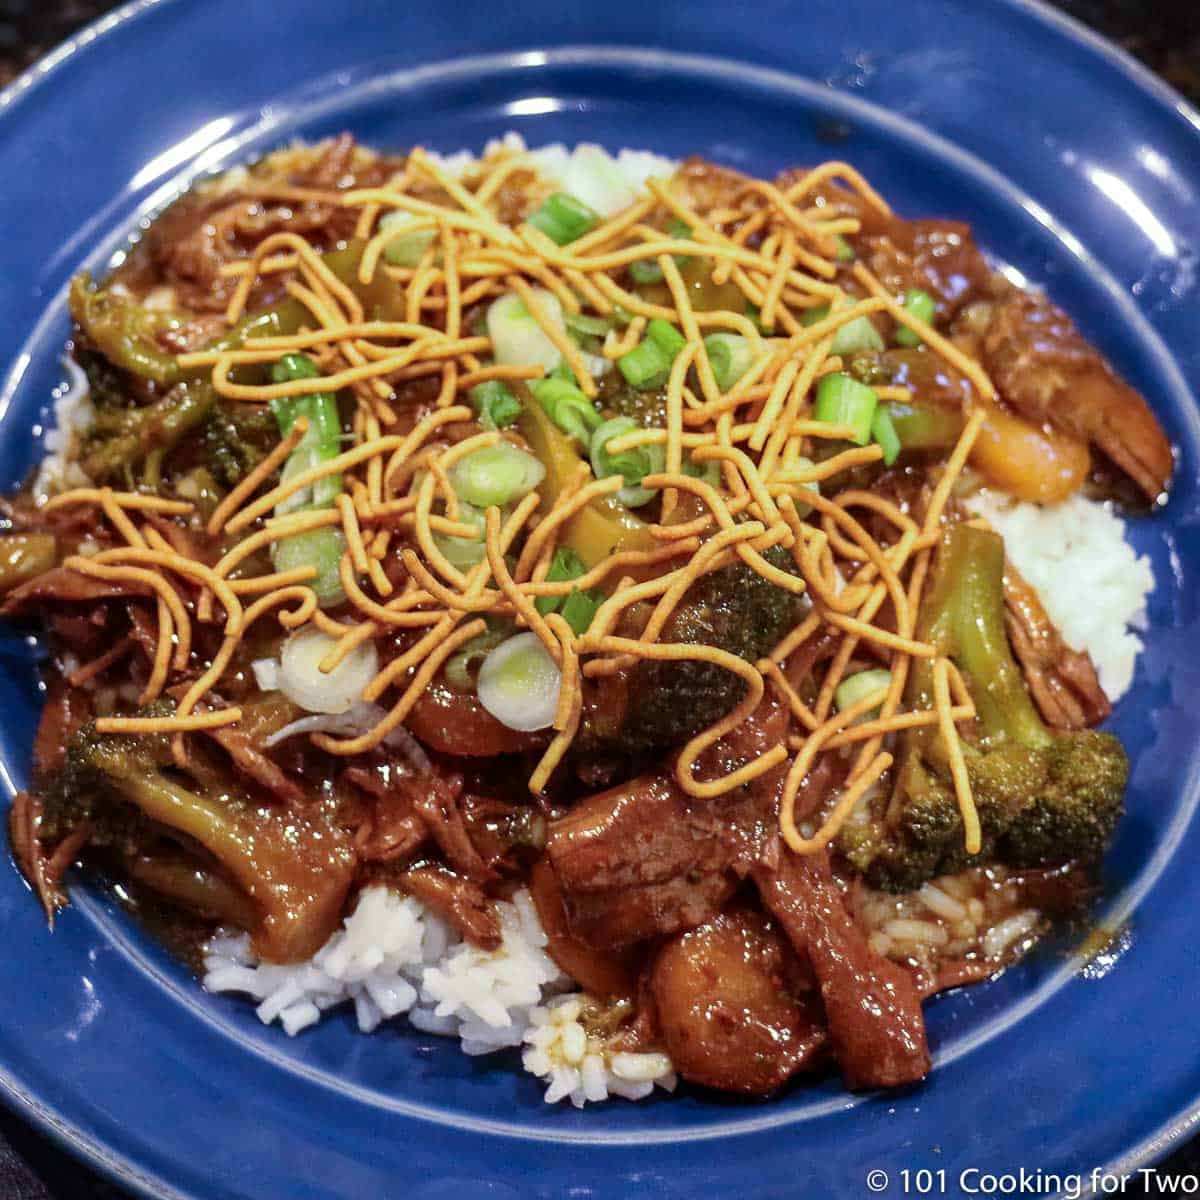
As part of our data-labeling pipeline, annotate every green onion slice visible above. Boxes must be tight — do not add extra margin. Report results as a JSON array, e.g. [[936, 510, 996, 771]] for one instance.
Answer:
[[703, 333, 755, 391], [629, 259, 664, 285], [477, 632, 562, 731], [771, 456, 820, 518], [444, 628, 509, 692], [590, 416, 665, 508], [894, 288, 936, 347], [645, 318, 686, 359], [487, 290, 566, 373], [434, 502, 488, 570], [617, 338, 670, 391], [835, 669, 892, 718], [448, 443, 545, 509], [469, 379, 522, 429], [831, 314, 885, 356], [529, 377, 603, 444], [871, 406, 901, 467], [527, 193, 600, 246], [814, 372, 879, 446], [378, 213, 437, 267], [564, 311, 615, 338]]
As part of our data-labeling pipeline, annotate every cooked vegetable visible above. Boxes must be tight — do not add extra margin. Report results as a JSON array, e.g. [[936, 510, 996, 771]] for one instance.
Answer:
[[0, 535, 57, 595], [597, 546, 803, 752], [835, 670, 891, 717], [268, 353, 346, 606], [81, 378, 217, 486], [833, 315, 885, 356], [448, 443, 545, 508], [535, 547, 586, 616], [45, 717, 355, 961], [870, 406, 901, 466], [618, 320, 685, 391], [487, 290, 566, 373], [68, 275, 183, 386], [477, 632, 561, 732], [433, 501, 488, 570], [278, 626, 379, 715], [469, 379, 523, 429], [703, 333, 755, 391], [377, 214, 437, 267], [529, 377, 603, 444], [444, 628, 510, 692], [527, 193, 599, 245], [516, 394, 651, 567], [894, 288, 936, 346], [590, 416, 665, 507], [838, 524, 1127, 890], [814, 372, 878, 446]]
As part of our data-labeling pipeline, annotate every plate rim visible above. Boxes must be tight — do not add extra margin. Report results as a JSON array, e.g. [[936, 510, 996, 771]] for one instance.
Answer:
[[0, 0, 1198, 1195]]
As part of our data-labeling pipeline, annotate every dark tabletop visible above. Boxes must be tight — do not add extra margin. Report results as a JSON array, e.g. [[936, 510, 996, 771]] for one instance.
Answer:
[[0, 1, 1197, 1196]]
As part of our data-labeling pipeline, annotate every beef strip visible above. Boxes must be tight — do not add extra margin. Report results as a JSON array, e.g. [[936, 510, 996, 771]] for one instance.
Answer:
[[545, 696, 789, 949], [341, 764, 429, 864], [0, 567, 145, 615], [32, 676, 91, 776], [397, 863, 501, 950], [404, 679, 547, 757], [204, 725, 310, 808], [409, 770, 495, 883], [650, 903, 827, 1095], [1003, 561, 1111, 730], [754, 849, 931, 1090]]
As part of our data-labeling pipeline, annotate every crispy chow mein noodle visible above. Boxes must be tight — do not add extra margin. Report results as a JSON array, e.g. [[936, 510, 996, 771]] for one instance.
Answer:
[[1, 133, 1167, 1100]]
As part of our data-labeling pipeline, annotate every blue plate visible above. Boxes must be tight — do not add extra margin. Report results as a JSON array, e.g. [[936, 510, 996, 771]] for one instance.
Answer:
[[0, 2, 1198, 1196]]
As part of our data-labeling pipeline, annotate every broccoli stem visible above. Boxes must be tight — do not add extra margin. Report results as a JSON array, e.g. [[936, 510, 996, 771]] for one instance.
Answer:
[[920, 524, 1051, 750]]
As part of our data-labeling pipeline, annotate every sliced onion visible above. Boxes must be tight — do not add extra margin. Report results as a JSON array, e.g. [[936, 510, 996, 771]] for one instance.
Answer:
[[278, 626, 378, 715], [487, 289, 566, 373], [262, 702, 432, 773], [251, 658, 281, 691], [476, 632, 561, 732]]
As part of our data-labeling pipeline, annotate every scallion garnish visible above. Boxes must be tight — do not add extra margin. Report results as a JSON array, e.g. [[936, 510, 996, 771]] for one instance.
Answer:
[[894, 288, 936, 347], [590, 416, 666, 508], [448, 443, 545, 509], [469, 379, 522, 429], [527, 193, 600, 246], [814, 372, 879, 446], [535, 546, 586, 616], [871, 406, 901, 467], [529, 377, 603, 444]]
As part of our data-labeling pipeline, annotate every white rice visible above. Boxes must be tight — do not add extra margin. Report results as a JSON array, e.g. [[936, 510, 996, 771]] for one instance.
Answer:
[[203, 886, 675, 1104], [522, 995, 676, 1107], [967, 489, 1154, 701], [33, 356, 94, 500], [981, 910, 1042, 960], [428, 132, 678, 217]]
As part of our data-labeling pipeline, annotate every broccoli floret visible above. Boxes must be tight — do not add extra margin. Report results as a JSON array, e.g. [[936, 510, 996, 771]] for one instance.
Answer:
[[599, 370, 668, 427], [79, 379, 216, 487], [200, 399, 278, 487], [619, 544, 802, 750], [39, 714, 356, 960], [838, 523, 1127, 891], [998, 731, 1127, 867]]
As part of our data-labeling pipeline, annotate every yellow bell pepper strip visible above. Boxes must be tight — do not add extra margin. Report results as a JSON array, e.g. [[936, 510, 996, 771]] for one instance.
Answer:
[[516, 385, 652, 567]]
